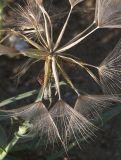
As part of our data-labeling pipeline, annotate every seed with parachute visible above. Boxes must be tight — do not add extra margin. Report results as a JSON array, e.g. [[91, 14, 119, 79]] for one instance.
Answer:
[[0, 102, 62, 145], [75, 95, 121, 120], [50, 100, 97, 146], [95, 0, 121, 28], [98, 39, 121, 94]]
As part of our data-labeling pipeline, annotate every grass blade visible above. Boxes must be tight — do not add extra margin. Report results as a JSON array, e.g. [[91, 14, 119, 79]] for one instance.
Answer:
[[0, 90, 39, 107]]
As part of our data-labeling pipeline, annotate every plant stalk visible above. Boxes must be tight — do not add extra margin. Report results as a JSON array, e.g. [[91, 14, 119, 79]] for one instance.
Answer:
[[0, 123, 28, 160], [0, 90, 39, 107], [0, 88, 43, 159]]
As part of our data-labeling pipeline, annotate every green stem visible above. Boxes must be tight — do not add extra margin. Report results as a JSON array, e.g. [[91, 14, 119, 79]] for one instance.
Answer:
[[0, 89, 39, 107], [36, 87, 44, 102], [0, 88, 43, 159], [0, 122, 28, 160]]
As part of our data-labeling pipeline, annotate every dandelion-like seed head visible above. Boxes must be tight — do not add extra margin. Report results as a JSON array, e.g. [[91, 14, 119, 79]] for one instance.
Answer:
[[1, 0, 121, 150]]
